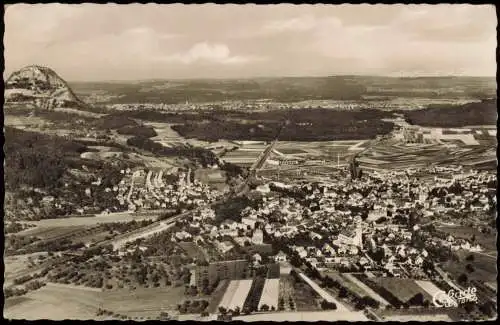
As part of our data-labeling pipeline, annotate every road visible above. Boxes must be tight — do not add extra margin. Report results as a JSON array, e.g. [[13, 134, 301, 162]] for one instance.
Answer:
[[434, 265, 462, 291]]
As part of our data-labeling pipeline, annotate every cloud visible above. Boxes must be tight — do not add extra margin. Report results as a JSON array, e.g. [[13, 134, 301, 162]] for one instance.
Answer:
[[263, 15, 319, 32], [393, 5, 497, 43], [5, 4, 81, 43], [157, 42, 264, 65], [122, 27, 180, 40], [4, 4, 497, 79]]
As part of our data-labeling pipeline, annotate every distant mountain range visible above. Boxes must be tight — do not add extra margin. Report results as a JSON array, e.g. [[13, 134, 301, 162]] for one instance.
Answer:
[[5, 65, 496, 108], [69, 75, 496, 105]]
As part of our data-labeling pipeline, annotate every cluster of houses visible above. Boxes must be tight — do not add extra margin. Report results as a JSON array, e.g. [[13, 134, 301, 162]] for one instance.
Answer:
[[183, 166, 493, 279], [108, 168, 222, 212]]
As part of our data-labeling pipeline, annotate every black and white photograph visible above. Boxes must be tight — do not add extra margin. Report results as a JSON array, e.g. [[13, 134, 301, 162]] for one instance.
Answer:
[[3, 3, 497, 321]]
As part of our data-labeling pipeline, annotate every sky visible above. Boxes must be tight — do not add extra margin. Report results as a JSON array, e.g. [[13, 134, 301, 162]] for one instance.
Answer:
[[4, 4, 497, 81]]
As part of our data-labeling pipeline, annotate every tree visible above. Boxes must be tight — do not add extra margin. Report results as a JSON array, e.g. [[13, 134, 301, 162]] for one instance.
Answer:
[[321, 299, 337, 310], [338, 287, 348, 298], [159, 312, 169, 320], [355, 300, 366, 310], [463, 301, 475, 314], [465, 264, 475, 273], [465, 254, 475, 262], [458, 273, 468, 285], [260, 304, 270, 312], [407, 293, 424, 306], [289, 255, 302, 268], [311, 268, 322, 280], [478, 302, 496, 318], [324, 276, 335, 288]]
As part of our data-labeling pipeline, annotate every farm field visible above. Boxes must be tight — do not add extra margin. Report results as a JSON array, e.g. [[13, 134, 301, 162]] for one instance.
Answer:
[[80, 151, 123, 160], [206, 280, 230, 313], [276, 140, 366, 156], [441, 250, 497, 283], [284, 275, 321, 312], [275, 148, 308, 155], [358, 136, 496, 171], [258, 278, 280, 310], [370, 277, 434, 304], [5, 114, 54, 129], [4, 253, 48, 279], [100, 286, 184, 317], [4, 296, 31, 309], [18, 211, 161, 229], [414, 280, 456, 306], [340, 273, 390, 307], [6, 284, 184, 320], [145, 121, 217, 149], [218, 279, 253, 311], [4, 283, 103, 320], [279, 275, 296, 311], [17, 225, 88, 240], [75, 229, 115, 246], [298, 272, 349, 311]]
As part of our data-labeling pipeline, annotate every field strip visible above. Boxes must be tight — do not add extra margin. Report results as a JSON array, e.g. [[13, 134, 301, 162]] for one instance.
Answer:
[[298, 273, 348, 311], [46, 282, 103, 292], [347, 141, 367, 151], [342, 274, 390, 307], [258, 279, 280, 310], [218, 281, 239, 310], [218, 280, 253, 311], [19, 211, 163, 230], [414, 280, 457, 307]]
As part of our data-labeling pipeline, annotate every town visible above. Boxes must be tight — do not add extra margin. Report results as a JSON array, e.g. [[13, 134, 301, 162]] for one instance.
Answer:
[[3, 3, 497, 322], [5, 144, 497, 321]]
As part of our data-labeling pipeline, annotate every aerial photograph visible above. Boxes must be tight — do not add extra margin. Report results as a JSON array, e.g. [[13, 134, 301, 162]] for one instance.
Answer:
[[3, 3, 497, 322]]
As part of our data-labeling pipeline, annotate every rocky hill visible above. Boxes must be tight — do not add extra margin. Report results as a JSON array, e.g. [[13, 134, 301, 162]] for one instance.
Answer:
[[5, 65, 86, 109]]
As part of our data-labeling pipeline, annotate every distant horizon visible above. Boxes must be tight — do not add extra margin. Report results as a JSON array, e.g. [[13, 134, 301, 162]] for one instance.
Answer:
[[5, 4, 496, 81], [66, 74, 497, 84], [5, 64, 496, 84]]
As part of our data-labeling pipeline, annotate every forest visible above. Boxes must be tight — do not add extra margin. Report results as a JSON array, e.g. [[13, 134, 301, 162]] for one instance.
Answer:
[[403, 99, 497, 127], [118, 108, 395, 141], [126, 136, 219, 167], [4, 127, 88, 190]]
